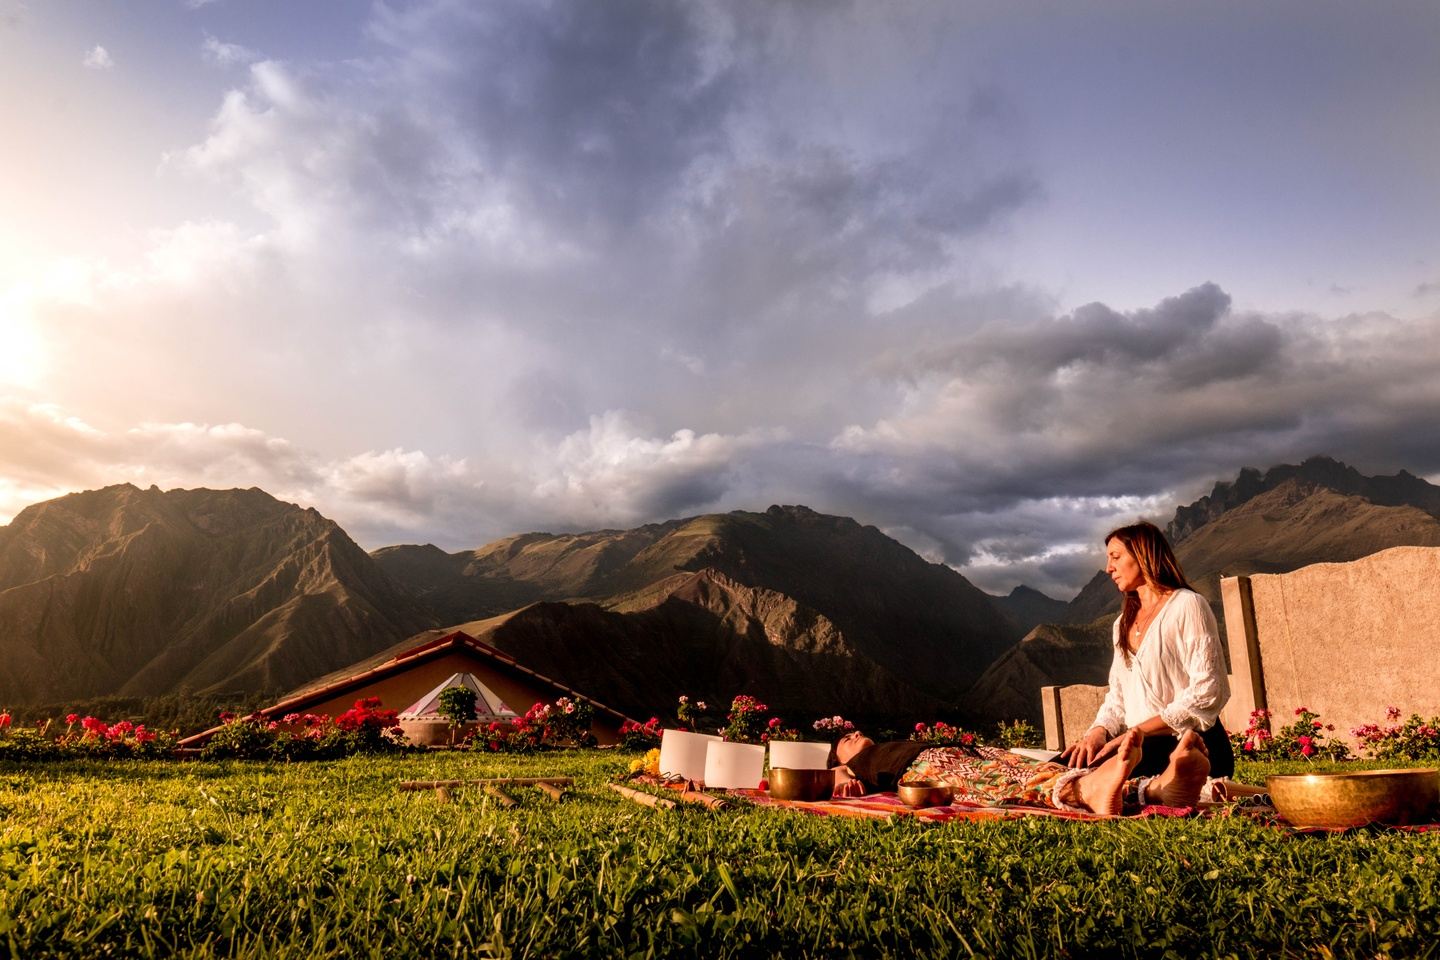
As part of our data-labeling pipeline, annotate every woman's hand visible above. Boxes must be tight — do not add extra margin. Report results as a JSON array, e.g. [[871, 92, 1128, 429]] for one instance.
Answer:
[[832, 766, 866, 798], [1061, 726, 1114, 768]]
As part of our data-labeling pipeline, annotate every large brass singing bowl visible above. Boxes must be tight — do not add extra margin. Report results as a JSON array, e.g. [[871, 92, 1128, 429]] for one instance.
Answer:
[[1266, 768, 1439, 829], [897, 781, 955, 809], [768, 767, 834, 802]]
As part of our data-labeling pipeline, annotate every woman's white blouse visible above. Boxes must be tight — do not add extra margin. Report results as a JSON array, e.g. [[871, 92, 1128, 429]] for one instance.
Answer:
[[1092, 589, 1230, 735]]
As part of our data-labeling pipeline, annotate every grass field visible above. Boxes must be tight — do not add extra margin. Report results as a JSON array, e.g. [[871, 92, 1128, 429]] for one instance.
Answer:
[[2, 751, 1438, 958]]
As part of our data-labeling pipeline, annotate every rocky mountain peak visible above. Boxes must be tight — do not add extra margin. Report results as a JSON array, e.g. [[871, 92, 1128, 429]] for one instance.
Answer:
[[1167, 456, 1440, 542], [0, 485, 433, 705]]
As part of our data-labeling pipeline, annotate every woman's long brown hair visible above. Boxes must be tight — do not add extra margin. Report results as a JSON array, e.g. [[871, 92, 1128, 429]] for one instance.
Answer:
[[1105, 521, 1191, 664]]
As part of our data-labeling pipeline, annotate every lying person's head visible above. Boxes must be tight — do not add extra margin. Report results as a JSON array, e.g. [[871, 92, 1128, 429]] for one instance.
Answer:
[[830, 730, 874, 767]]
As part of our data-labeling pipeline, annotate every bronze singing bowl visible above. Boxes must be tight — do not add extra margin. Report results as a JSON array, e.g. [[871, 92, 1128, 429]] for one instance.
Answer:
[[897, 781, 955, 809], [1266, 768, 1439, 829], [768, 767, 834, 802]]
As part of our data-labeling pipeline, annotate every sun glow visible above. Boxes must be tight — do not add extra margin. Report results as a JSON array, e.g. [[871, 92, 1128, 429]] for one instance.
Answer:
[[0, 289, 46, 388]]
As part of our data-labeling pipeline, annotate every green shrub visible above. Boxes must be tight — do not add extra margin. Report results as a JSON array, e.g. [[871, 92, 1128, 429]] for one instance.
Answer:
[[993, 719, 1041, 749]]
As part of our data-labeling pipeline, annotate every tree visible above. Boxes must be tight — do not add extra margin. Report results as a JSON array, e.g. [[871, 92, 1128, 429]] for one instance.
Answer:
[[436, 686, 477, 745]]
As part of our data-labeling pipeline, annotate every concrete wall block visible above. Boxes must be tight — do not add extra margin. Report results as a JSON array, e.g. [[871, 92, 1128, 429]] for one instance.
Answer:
[[1241, 546, 1440, 745]]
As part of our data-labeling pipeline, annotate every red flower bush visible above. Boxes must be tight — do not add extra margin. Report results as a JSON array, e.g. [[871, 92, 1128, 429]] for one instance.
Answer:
[[910, 721, 977, 747], [723, 695, 770, 743], [1231, 707, 1349, 761], [202, 698, 406, 760], [618, 716, 662, 750], [1352, 706, 1440, 761], [50, 715, 174, 758]]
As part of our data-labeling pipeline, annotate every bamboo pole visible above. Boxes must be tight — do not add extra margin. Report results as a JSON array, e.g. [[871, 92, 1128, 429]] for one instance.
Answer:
[[677, 788, 728, 811], [607, 783, 676, 810], [537, 782, 565, 801], [398, 777, 574, 791], [484, 785, 518, 808]]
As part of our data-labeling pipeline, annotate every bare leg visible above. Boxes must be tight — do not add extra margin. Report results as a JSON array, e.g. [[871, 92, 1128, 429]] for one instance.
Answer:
[[1074, 729, 1143, 816], [1148, 730, 1211, 807]]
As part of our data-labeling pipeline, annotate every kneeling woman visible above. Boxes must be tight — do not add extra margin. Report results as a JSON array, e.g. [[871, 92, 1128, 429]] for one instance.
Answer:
[[830, 728, 1212, 816]]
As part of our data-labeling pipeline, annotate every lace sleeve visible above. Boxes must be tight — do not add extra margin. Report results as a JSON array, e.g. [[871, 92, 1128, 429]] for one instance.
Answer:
[[1158, 593, 1230, 732]]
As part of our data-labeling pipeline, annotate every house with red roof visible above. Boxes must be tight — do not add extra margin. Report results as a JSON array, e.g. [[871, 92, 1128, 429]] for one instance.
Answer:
[[178, 629, 638, 748]]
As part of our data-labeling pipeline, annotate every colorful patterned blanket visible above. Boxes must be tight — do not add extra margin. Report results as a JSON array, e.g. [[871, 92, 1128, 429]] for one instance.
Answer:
[[733, 788, 1194, 822], [737, 788, 1440, 831]]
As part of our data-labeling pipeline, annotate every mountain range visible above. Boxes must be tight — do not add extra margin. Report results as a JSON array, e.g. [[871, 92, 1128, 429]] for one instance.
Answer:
[[0, 485, 433, 706], [2, 456, 1437, 729]]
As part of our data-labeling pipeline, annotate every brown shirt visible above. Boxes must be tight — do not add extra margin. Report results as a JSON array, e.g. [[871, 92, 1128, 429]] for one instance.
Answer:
[[845, 740, 929, 791]]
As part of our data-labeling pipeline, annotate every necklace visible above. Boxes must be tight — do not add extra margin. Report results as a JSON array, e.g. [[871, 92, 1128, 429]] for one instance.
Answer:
[[1130, 591, 1172, 646]]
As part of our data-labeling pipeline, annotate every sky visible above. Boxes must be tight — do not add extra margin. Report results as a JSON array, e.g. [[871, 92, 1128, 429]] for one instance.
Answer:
[[2, 0, 1439, 599]]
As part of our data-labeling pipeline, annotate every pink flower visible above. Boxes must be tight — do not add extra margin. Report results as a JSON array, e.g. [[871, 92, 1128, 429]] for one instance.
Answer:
[[1387, 706, 1402, 721], [915, 723, 926, 732], [1294, 707, 1309, 716], [0, 712, 10, 729], [66, 713, 79, 725]]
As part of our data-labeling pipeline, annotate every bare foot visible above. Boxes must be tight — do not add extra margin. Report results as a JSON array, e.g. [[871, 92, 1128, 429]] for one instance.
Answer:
[[1076, 729, 1143, 816], [1150, 730, 1211, 807]]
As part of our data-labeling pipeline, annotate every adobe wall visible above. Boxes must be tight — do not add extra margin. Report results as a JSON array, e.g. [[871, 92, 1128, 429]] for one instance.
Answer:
[[1221, 545, 1440, 744]]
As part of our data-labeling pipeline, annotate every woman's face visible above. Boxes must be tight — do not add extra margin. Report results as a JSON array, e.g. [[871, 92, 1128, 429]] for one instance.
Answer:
[[1106, 537, 1145, 593], [834, 730, 874, 766]]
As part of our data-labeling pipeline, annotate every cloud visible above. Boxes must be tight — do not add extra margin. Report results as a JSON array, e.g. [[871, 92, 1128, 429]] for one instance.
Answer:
[[0, 401, 775, 551], [816, 283, 1440, 587], [202, 35, 257, 66], [0, 1, 27, 29], [82, 45, 113, 69], [11, 0, 1440, 599], [1415, 279, 1440, 298]]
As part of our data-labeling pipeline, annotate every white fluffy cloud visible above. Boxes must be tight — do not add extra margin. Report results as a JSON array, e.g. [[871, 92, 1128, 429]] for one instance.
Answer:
[[201, 35, 257, 67], [82, 45, 112, 69], [0, 401, 778, 552]]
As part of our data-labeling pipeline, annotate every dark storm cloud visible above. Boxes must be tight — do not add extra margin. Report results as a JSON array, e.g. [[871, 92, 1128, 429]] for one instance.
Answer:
[[819, 282, 1440, 589]]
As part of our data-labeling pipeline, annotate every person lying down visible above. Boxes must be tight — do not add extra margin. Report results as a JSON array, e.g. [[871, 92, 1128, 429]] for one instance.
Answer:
[[830, 728, 1259, 815]]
